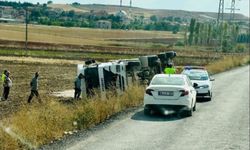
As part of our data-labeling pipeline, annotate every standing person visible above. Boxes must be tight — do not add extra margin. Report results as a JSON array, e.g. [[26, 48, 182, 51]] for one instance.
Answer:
[[2, 71, 12, 101], [1, 70, 7, 100], [28, 72, 41, 103], [74, 73, 84, 100], [164, 63, 176, 75], [1, 70, 7, 82]]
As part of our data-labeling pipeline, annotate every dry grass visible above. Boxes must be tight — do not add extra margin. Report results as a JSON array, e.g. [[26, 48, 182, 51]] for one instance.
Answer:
[[0, 56, 83, 65], [5, 99, 75, 147], [0, 85, 144, 149], [0, 128, 22, 150], [206, 55, 250, 74], [48, 4, 88, 12]]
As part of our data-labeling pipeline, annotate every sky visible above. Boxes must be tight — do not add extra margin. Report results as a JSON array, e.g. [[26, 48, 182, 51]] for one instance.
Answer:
[[12, 0, 250, 17]]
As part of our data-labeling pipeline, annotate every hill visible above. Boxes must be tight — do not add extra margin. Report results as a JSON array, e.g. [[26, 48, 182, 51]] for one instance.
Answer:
[[49, 4, 249, 21]]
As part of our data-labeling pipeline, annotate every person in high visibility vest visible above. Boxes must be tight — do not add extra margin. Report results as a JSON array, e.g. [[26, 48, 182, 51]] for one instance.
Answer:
[[1, 70, 7, 101], [1, 70, 7, 82], [164, 63, 176, 74]]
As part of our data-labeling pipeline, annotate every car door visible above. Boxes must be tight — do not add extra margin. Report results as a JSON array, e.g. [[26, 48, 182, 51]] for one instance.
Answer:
[[185, 76, 196, 104]]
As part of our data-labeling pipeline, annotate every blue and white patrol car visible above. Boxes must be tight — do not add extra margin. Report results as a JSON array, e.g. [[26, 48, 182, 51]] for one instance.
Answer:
[[181, 66, 215, 100]]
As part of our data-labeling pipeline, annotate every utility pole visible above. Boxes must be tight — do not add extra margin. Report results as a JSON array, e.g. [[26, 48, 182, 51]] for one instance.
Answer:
[[226, 0, 240, 22], [25, 8, 28, 50], [217, 0, 224, 24], [129, 0, 132, 16], [120, 0, 122, 7], [0, 6, 4, 18], [230, 0, 236, 20], [217, 0, 225, 52]]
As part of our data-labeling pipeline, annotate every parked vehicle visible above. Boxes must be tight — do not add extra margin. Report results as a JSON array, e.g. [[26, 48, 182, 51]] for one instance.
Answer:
[[143, 74, 197, 116], [182, 66, 215, 101]]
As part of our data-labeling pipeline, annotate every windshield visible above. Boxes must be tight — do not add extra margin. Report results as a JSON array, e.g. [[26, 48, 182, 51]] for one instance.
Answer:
[[151, 76, 185, 86], [184, 70, 209, 81]]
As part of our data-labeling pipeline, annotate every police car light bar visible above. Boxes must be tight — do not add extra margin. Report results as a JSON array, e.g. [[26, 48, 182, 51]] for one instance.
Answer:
[[184, 66, 205, 70]]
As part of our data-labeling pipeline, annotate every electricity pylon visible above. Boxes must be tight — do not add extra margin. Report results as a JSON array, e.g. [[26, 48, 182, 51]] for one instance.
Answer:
[[217, 0, 225, 23], [226, 0, 240, 22]]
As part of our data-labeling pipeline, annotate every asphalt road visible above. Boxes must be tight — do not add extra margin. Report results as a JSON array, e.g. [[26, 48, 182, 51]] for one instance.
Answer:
[[65, 66, 249, 150]]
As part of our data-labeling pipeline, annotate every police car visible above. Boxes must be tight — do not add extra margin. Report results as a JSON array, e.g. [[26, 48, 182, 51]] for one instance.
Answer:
[[181, 66, 215, 100]]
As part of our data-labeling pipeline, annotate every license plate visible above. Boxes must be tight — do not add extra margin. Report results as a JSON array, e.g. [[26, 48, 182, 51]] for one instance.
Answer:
[[158, 91, 174, 96]]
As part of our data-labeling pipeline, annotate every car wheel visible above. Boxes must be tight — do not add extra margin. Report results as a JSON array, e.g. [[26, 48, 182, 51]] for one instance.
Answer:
[[144, 108, 151, 116], [207, 92, 212, 101], [185, 109, 193, 117], [193, 102, 196, 111]]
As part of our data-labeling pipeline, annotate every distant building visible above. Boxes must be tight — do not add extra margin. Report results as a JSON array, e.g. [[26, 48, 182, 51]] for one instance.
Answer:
[[0, 6, 14, 18], [95, 20, 112, 29], [0, 6, 24, 20], [142, 18, 151, 24], [239, 26, 249, 34], [0, 18, 14, 22], [115, 10, 131, 25]]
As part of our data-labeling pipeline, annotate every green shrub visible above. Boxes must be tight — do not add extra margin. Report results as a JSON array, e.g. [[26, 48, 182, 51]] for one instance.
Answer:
[[235, 44, 246, 53], [175, 41, 185, 46]]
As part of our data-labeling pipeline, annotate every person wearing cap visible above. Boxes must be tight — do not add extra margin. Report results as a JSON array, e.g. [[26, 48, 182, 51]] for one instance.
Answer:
[[74, 73, 84, 100], [2, 71, 12, 101], [164, 63, 176, 75], [28, 72, 41, 103]]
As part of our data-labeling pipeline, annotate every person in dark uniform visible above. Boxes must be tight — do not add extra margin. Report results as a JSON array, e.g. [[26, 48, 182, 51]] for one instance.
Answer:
[[74, 73, 84, 100], [2, 71, 12, 101], [28, 72, 41, 103]]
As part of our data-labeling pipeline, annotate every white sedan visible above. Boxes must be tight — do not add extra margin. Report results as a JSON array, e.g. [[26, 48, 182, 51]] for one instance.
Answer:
[[144, 74, 197, 117], [182, 67, 214, 100]]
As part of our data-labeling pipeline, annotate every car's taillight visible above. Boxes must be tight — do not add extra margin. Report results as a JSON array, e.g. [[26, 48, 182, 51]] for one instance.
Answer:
[[146, 89, 154, 96], [180, 90, 189, 96]]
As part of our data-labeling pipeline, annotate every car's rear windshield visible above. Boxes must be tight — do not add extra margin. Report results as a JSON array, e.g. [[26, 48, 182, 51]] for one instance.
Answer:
[[184, 70, 208, 81], [151, 76, 185, 86]]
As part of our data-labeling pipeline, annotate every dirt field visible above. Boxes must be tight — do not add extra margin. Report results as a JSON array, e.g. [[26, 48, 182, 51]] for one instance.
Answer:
[[0, 24, 181, 47], [0, 60, 76, 118]]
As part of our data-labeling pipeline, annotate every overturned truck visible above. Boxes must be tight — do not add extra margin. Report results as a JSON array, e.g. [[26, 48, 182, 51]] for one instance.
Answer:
[[77, 51, 176, 98]]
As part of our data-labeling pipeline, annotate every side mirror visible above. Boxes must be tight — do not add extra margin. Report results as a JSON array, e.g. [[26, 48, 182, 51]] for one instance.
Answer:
[[210, 77, 215, 81], [193, 83, 198, 88]]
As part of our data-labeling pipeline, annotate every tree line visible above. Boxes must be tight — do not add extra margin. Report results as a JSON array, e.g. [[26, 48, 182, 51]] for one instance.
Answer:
[[0, 1, 183, 33], [187, 18, 249, 53], [0, 1, 34, 8]]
